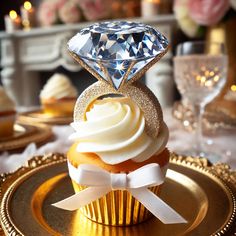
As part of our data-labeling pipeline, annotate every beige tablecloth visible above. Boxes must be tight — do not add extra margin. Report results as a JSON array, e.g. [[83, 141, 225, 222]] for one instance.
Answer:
[[0, 109, 235, 174]]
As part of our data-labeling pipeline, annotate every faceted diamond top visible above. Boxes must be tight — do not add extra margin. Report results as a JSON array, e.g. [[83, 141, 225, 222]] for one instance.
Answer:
[[68, 21, 168, 89], [68, 21, 168, 61]]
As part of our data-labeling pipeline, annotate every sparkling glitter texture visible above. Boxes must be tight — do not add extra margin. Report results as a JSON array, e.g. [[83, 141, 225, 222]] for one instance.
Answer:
[[73, 81, 163, 138], [68, 21, 168, 89]]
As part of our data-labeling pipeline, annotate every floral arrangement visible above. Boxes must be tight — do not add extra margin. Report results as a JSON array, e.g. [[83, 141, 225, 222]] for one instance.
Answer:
[[174, 0, 236, 37], [38, 0, 112, 26], [74, 0, 112, 21]]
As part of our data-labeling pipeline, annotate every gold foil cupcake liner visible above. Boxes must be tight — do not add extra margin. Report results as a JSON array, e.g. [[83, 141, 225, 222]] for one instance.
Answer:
[[72, 181, 161, 226]]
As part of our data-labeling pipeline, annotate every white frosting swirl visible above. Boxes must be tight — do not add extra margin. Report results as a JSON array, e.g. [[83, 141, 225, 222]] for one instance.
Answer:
[[40, 73, 78, 99], [69, 97, 168, 165], [0, 86, 15, 112]]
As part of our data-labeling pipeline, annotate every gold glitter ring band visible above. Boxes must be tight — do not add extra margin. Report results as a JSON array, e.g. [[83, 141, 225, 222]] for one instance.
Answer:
[[73, 81, 163, 138]]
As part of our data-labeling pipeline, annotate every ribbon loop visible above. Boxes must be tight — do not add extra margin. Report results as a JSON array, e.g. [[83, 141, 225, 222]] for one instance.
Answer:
[[111, 173, 127, 190], [74, 164, 110, 186], [128, 163, 164, 188], [53, 162, 187, 224]]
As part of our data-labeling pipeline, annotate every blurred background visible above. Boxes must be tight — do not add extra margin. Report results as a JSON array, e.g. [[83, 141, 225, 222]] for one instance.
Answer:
[[0, 0, 236, 125], [1, 0, 236, 167]]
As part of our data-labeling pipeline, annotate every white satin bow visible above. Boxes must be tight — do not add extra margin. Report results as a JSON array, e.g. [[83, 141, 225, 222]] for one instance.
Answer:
[[52, 162, 187, 224]]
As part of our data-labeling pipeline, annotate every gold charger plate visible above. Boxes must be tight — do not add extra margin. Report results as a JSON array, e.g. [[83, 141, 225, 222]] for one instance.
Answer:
[[19, 110, 73, 125], [0, 124, 35, 142], [0, 123, 53, 152], [1, 153, 236, 236]]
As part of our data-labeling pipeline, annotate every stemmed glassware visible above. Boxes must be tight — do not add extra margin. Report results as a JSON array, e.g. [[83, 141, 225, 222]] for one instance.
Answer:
[[174, 41, 228, 160]]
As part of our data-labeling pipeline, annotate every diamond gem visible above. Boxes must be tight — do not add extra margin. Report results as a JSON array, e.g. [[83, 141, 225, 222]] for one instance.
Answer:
[[68, 21, 168, 89]]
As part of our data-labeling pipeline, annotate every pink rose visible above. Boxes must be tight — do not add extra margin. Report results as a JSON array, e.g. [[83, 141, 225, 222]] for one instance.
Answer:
[[188, 0, 230, 26], [58, 1, 81, 24], [38, 1, 58, 26], [71, 0, 80, 4], [56, 0, 67, 8], [78, 0, 111, 21]]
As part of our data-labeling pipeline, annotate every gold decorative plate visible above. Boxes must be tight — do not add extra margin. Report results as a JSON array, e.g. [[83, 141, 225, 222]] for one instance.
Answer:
[[0, 123, 53, 152], [1, 153, 236, 236], [19, 110, 73, 125]]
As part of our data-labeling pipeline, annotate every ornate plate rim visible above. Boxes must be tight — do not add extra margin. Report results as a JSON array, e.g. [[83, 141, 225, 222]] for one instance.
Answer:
[[1, 153, 236, 236]]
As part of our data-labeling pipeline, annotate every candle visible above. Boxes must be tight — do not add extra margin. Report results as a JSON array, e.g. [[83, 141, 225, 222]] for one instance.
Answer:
[[20, 1, 36, 30], [4, 10, 22, 33], [231, 85, 236, 92], [141, 0, 160, 17]]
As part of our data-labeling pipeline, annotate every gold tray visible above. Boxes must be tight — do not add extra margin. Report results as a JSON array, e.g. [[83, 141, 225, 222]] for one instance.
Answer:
[[0, 123, 53, 152], [1, 153, 236, 236], [19, 110, 73, 125]]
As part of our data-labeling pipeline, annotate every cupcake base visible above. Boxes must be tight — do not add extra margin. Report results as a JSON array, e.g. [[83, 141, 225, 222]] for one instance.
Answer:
[[41, 98, 76, 117], [0, 113, 16, 138], [67, 145, 169, 226], [72, 181, 161, 226]]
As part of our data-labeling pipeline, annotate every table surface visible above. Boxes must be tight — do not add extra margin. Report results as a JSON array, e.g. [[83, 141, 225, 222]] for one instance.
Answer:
[[0, 108, 235, 174]]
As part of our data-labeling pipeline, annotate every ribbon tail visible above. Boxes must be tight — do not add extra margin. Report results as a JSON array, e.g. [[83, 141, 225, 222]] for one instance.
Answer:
[[130, 188, 187, 224], [52, 187, 110, 211]]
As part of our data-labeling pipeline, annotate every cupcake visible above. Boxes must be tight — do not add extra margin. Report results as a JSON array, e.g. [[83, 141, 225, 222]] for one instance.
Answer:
[[67, 96, 169, 226], [0, 86, 16, 138], [40, 73, 78, 117], [53, 21, 185, 226]]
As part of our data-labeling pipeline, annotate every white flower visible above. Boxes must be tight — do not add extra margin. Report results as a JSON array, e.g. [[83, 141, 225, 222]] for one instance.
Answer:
[[174, 1, 199, 37], [231, 0, 236, 10]]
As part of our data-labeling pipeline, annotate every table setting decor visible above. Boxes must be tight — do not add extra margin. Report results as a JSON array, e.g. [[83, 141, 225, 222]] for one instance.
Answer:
[[20, 1, 36, 30], [173, 41, 230, 162], [4, 10, 22, 33]]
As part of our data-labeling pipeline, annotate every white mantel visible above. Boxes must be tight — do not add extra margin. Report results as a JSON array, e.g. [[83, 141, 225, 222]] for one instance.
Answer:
[[0, 15, 176, 107]]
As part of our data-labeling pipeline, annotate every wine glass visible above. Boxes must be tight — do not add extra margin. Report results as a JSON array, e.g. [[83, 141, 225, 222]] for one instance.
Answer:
[[174, 41, 228, 160]]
